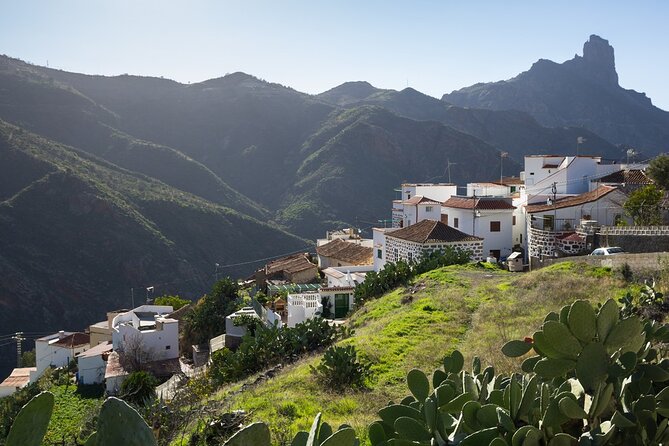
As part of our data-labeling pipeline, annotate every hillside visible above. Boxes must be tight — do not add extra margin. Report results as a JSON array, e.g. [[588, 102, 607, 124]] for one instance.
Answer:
[[443, 35, 669, 155], [183, 262, 631, 444], [317, 83, 621, 162], [277, 106, 519, 238], [0, 120, 308, 375]]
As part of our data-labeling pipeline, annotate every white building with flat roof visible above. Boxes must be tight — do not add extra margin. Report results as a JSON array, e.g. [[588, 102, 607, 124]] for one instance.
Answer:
[[111, 305, 178, 362]]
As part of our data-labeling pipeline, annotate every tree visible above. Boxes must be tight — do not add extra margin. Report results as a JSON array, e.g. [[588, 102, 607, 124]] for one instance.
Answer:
[[154, 295, 191, 311], [647, 154, 669, 190], [118, 333, 154, 372], [20, 350, 36, 367], [183, 277, 242, 346], [624, 184, 663, 225]]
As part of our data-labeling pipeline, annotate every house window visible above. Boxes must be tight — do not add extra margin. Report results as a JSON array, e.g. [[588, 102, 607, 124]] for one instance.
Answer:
[[377, 249, 382, 259], [512, 216, 516, 226], [454, 218, 459, 228], [166, 345, 171, 350], [426, 206, 433, 212], [443, 214, 449, 225], [490, 221, 501, 232]]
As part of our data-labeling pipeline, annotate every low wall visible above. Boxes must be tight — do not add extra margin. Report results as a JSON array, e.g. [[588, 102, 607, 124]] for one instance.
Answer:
[[534, 252, 669, 275]]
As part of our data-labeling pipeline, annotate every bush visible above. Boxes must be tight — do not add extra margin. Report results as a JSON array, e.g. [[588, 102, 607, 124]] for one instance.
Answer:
[[355, 247, 471, 304], [310, 345, 370, 391], [208, 318, 350, 386], [120, 371, 158, 406], [154, 295, 191, 310]]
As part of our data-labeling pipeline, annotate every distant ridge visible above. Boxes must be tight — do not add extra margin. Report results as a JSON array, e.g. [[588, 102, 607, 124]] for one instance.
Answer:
[[443, 35, 669, 154]]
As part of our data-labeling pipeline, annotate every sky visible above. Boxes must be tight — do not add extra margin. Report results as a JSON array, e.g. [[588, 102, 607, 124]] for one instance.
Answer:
[[2, 1, 668, 109]]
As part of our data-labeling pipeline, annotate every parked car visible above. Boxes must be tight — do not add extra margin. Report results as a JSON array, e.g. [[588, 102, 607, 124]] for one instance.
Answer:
[[589, 247, 625, 256]]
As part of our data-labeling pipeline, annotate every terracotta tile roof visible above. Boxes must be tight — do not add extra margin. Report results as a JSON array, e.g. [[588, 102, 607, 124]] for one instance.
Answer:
[[0, 367, 35, 389], [78, 341, 113, 359], [402, 195, 441, 206], [387, 219, 482, 243], [316, 239, 373, 265], [443, 197, 515, 210], [52, 332, 90, 349], [597, 169, 652, 185], [265, 253, 317, 275], [526, 186, 618, 213], [557, 232, 586, 242], [498, 177, 524, 185]]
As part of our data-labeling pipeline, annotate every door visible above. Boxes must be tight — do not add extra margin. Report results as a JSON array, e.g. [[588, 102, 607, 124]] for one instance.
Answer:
[[334, 294, 349, 319]]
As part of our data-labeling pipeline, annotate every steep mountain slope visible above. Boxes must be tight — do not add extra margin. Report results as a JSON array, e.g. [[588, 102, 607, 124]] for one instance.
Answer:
[[317, 83, 621, 161], [29, 67, 335, 207], [277, 106, 520, 238], [443, 35, 669, 154], [0, 56, 268, 220], [0, 120, 307, 337]]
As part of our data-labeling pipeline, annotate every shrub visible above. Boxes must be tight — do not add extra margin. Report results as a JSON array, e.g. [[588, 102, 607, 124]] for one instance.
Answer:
[[310, 345, 370, 391], [154, 295, 191, 310], [120, 371, 158, 407]]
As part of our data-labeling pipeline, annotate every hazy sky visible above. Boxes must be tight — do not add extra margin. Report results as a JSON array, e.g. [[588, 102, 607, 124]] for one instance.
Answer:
[[2, 1, 668, 109]]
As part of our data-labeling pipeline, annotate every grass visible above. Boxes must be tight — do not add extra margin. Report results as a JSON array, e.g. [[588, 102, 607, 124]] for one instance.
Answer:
[[43, 384, 104, 444], [172, 261, 633, 445]]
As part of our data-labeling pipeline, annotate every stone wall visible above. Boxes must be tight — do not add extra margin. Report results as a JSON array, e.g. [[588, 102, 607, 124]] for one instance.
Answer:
[[534, 252, 669, 275], [597, 226, 669, 253], [385, 237, 484, 263]]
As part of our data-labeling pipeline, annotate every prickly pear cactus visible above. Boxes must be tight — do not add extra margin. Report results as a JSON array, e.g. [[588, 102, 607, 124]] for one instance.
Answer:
[[5, 391, 54, 446], [224, 422, 271, 446], [93, 397, 157, 446]]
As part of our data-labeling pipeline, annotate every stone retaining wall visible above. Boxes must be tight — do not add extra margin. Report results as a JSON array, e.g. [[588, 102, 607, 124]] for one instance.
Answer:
[[534, 252, 669, 275]]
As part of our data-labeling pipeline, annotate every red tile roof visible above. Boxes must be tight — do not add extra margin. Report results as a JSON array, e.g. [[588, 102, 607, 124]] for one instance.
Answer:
[[52, 332, 90, 349], [526, 186, 618, 213], [402, 195, 441, 206], [316, 239, 373, 265], [265, 253, 317, 275], [387, 219, 482, 243], [597, 169, 652, 185], [443, 197, 515, 210]]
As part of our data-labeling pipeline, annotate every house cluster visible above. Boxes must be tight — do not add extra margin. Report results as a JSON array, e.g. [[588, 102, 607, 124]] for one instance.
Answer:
[[373, 155, 651, 268], [0, 304, 182, 397]]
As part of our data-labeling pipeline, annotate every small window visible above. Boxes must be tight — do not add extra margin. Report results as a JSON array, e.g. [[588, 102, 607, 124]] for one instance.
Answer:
[[490, 221, 501, 232], [454, 217, 459, 228], [166, 345, 171, 350], [425, 206, 433, 212], [443, 214, 448, 225], [512, 215, 516, 226], [377, 249, 382, 259], [530, 172, 534, 176]]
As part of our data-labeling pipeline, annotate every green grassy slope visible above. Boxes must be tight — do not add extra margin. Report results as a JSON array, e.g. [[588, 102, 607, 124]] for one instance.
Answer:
[[187, 262, 630, 444]]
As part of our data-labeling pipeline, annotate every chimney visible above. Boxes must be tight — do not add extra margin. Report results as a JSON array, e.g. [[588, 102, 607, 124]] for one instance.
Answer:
[[58, 330, 65, 339]]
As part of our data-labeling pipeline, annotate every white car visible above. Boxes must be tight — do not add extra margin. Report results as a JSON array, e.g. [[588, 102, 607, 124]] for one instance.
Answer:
[[590, 247, 625, 256]]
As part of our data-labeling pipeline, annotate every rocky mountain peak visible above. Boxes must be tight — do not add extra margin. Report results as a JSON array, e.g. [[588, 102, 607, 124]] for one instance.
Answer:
[[578, 34, 618, 86]]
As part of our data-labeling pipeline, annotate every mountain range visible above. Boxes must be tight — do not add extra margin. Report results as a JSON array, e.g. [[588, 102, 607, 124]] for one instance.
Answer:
[[0, 35, 666, 368]]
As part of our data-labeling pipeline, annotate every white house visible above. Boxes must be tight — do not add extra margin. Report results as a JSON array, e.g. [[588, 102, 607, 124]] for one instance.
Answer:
[[111, 305, 179, 363], [287, 293, 323, 327], [322, 265, 371, 288], [467, 182, 511, 197], [378, 219, 484, 270], [441, 196, 516, 260], [0, 367, 38, 398], [525, 185, 629, 258], [316, 228, 373, 248], [522, 155, 622, 197], [77, 341, 113, 385], [392, 183, 458, 228], [224, 302, 283, 348], [394, 195, 443, 228], [35, 331, 90, 377]]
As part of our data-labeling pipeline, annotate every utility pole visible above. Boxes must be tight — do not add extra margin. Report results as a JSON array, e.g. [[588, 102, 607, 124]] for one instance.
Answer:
[[131, 287, 135, 309], [13, 332, 24, 367], [447, 159, 457, 183]]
